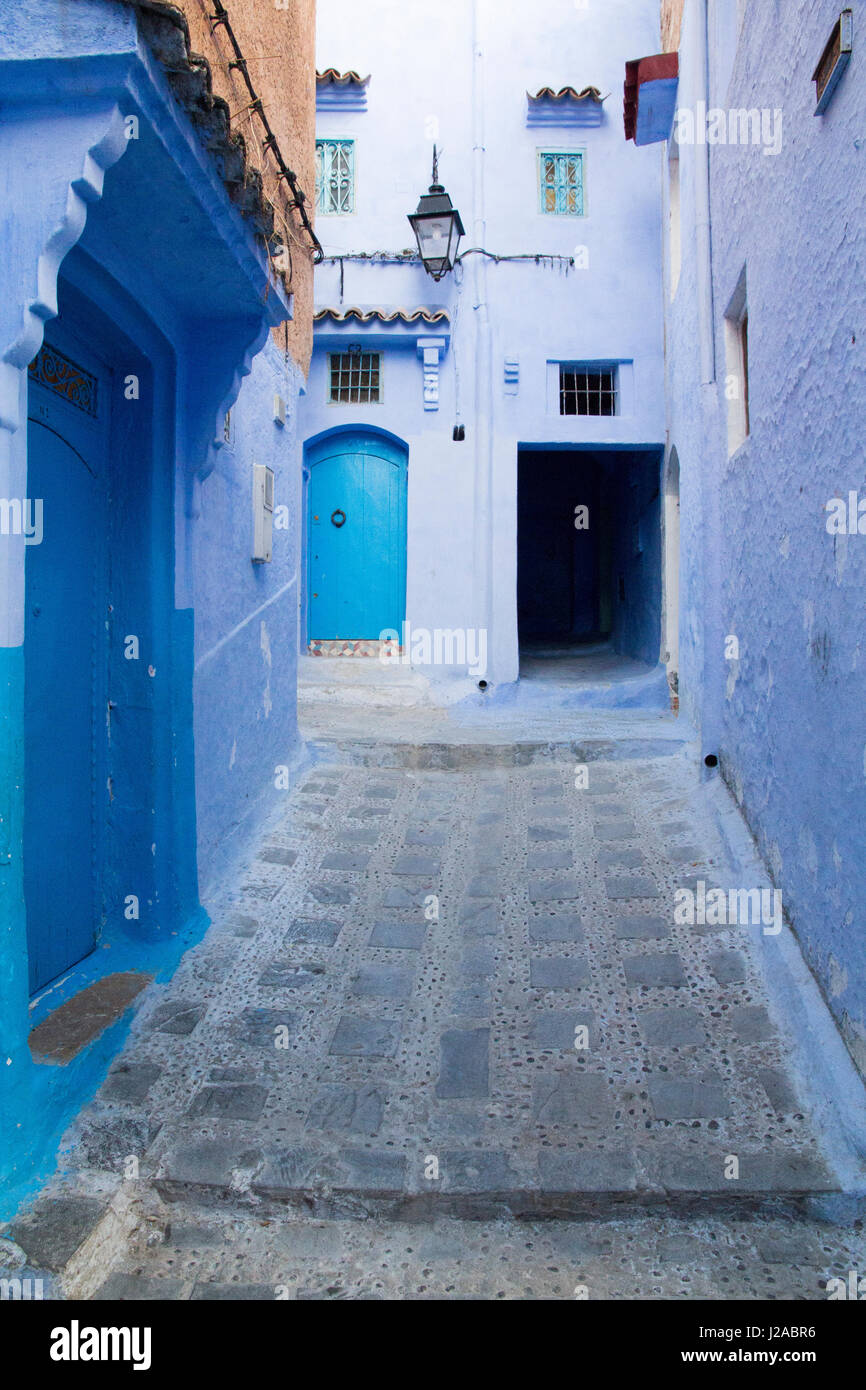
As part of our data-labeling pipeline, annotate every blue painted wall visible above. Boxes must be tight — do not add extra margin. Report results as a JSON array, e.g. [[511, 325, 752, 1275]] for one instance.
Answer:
[[665, 0, 866, 1074], [303, 0, 666, 692], [192, 334, 306, 893], [0, 0, 303, 1214], [607, 449, 664, 667]]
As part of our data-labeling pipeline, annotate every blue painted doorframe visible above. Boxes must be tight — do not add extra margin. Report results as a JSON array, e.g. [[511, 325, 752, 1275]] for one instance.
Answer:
[[306, 430, 407, 640], [24, 327, 111, 991], [17, 258, 203, 1007]]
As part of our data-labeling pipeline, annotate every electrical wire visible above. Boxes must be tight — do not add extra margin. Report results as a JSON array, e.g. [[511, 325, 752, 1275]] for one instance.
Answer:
[[207, 0, 323, 264], [320, 249, 574, 270]]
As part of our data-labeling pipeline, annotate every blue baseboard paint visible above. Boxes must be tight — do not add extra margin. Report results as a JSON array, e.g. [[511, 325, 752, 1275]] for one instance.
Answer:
[[0, 907, 210, 1224], [0, 610, 212, 1221]]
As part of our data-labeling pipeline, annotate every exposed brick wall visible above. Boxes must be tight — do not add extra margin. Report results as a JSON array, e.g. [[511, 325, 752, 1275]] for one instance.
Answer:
[[179, 0, 317, 374], [661, 0, 685, 51]]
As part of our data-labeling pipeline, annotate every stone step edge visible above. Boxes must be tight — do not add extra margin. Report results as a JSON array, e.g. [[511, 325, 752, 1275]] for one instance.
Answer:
[[151, 1173, 851, 1225], [148, 1137, 852, 1224], [4, 1183, 151, 1301], [307, 738, 691, 767]]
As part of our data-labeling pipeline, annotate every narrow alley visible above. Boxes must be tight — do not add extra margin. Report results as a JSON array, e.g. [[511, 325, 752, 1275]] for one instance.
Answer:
[[1, 0, 864, 1338], [8, 699, 866, 1300]]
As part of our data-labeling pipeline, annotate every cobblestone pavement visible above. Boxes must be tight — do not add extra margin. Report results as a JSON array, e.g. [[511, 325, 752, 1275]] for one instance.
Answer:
[[86, 1205, 866, 1301], [18, 747, 866, 1297]]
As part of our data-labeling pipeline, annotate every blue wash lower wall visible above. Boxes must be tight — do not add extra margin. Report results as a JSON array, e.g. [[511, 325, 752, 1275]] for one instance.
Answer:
[[191, 338, 305, 895]]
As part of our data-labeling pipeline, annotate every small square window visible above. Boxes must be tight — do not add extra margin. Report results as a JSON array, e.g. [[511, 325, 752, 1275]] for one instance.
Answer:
[[316, 138, 355, 215], [559, 364, 617, 416], [539, 151, 585, 216], [328, 350, 381, 404]]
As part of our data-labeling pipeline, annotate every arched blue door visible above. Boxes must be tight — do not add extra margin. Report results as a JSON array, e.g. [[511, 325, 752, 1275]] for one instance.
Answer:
[[307, 431, 407, 640], [24, 334, 110, 991]]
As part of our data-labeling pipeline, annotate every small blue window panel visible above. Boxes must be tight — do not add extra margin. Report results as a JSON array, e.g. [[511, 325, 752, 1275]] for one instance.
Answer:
[[316, 138, 355, 214], [539, 151, 584, 216]]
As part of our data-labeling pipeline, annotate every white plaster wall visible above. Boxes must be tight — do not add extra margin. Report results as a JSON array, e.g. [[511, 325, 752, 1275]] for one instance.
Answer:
[[306, 0, 666, 687]]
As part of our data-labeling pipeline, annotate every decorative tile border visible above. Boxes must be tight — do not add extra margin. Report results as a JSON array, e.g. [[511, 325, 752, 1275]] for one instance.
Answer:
[[28, 343, 98, 417], [308, 638, 403, 658]]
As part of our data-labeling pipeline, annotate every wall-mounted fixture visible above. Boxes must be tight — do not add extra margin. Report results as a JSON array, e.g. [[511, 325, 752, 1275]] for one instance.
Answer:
[[813, 10, 853, 115], [407, 146, 465, 281], [273, 393, 286, 426], [417, 336, 446, 410], [252, 463, 274, 562], [526, 85, 606, 129], [623, 51, 679, 145], [315, 68, 370, 113]]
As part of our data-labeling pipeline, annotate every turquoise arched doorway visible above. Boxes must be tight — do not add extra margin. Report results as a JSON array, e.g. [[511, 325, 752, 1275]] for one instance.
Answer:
[[306, 429, 407, 641]]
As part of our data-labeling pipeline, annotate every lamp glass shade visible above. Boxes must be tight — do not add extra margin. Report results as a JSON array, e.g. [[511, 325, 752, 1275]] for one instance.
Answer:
[[408, 185, 465, 280]]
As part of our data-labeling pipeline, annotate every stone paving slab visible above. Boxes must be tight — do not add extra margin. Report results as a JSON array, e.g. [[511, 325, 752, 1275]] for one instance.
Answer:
[[77, 1198, 866, 1301], [52, 754, 851, 1221]]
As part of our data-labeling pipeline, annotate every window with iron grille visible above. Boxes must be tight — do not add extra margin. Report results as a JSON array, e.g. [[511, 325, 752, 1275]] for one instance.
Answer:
[[539, 151, 585, 216], [316, 138, 355, 214], [328, 350, 381, 404], [559, 365, 617, 416]]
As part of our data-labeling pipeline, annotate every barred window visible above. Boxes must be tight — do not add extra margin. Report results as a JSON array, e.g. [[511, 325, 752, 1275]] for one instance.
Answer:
[[539, 151, 585, 216], [316, 138, 355, 214], [328, 351, 381, 404], [559, 365, 617, 416]]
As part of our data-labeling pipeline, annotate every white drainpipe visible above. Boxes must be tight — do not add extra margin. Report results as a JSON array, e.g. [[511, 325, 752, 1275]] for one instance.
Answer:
[[471, 0, 493, 673], [693, 0, 723, 771], [695, 0, 716, 384]]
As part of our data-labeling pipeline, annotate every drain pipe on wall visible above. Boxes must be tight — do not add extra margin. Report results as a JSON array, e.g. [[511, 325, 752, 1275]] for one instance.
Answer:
[[694, 0, 724, 777], [471, 0, 494, 684], [695, 0, 715, 385]]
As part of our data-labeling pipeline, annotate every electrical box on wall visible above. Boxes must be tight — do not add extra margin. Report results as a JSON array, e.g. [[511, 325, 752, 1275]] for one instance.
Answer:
[[252, 463, 274, 562]]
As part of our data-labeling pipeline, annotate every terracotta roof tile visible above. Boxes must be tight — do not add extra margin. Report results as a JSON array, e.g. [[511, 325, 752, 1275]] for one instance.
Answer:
[[528, 85, 605, 103], [316, 69, 371, 87], [314, 307, 450, 324]]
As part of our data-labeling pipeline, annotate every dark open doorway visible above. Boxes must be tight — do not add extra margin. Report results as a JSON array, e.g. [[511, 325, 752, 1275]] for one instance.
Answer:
[[517, 448, 664, 682]]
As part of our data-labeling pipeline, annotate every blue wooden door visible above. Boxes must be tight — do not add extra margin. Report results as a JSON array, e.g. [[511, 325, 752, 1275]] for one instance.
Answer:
[[308, 432, 407, 639], [24, 335, 110, 992]]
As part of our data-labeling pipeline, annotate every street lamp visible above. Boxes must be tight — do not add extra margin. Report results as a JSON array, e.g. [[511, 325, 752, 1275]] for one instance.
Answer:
[[407, 147, 465, 281]]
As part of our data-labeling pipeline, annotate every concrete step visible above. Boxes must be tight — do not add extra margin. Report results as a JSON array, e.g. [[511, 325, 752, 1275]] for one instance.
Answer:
[[298, 656, 432, 708], [66, 1194, 866, 1301], [307, 736, 691, 768], [3, 1184, 147, 1300], [300, 699, 694, 764], [150, 1139, 845, 1224], [513, 661, 672, 713]]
